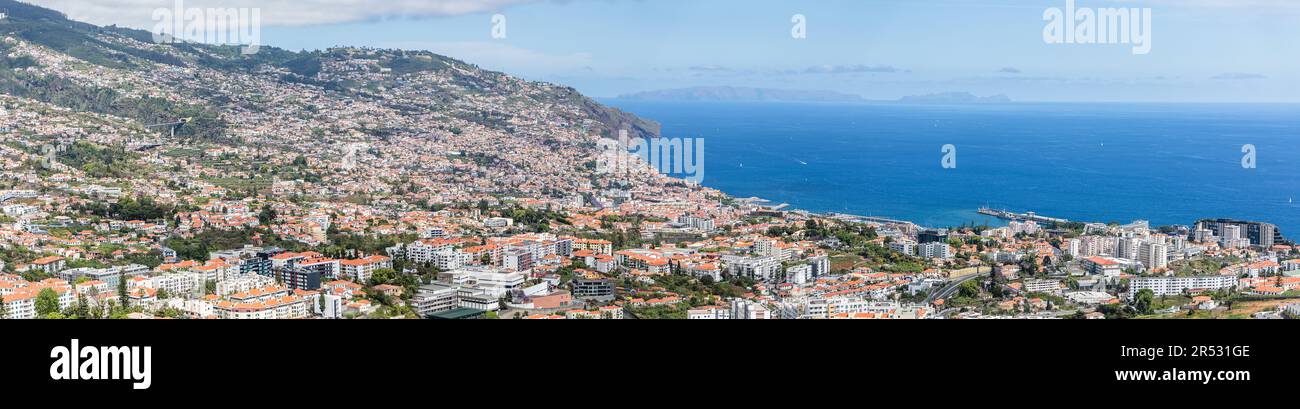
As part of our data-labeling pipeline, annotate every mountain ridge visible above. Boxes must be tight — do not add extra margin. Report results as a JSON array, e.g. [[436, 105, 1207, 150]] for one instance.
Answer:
[[616, 86, 865, 103], [898, 92, 1012, 104], [0, 0, 659, 141]]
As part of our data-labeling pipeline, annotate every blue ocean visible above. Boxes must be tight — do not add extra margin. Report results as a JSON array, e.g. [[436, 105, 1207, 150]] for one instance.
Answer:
[[604, 101, 1300, 235]]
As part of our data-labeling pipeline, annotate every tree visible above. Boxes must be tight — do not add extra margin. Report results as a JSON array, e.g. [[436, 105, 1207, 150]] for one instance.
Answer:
[[1098, 303, 1136, 319], [117, 273, 130, 308], [35, 288, 61, 316], [1133, 289, 1155, 315], [258, 206, 278, 225], [71, 293, 90, 319], [957, 280, 981, 298], [0, 296, 8, 319]]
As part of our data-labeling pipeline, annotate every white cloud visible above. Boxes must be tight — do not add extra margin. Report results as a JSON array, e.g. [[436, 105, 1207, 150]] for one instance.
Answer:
[[801, 64, 904, 74], [27, 0, 542, 28]]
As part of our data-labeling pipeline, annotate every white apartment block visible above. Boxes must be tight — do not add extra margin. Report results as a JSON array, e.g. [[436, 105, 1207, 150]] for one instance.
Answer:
[[215, 274, 277, 296], [797, 298, 927, 319], [1138, 241, 1169, 271], [1022, 279, 1063, 294], [572, 239, 613, 255], [721, 254, 782, 282], [483, 217, 513, 228], [0, 279, 74, 319], [786, 264, 812, 285], [431, 250, 473, 270], [405, 239, 461, 263], [340, 255, 392, 283], [687, 305, 732, 319], [164, 298, 216, 318], [214, 296, 308, 319], [1128, 275, 1238, 297], [916, 242, 953, 259], [2, 294, 36, 319], [147, 272, 206, 298], [888, 240, 916, 256], [730, 299, 771, 319]]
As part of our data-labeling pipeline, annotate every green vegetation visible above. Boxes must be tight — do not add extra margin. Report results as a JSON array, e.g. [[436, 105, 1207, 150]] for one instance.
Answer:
[[1133, 289, 1155, 315], [860, 243, 924, 271], [1170, 257, 1229, 277], [1097, 303, 1137, 319], [165, 229, 260, 261], [382, 53, 454, 75], [55, 141, 139, 179], [627, 303, 689, 319], [35, 288, 60, 317], [0, 73, 229, 142], [631, 274, 749, 302], [74, 195, 173, 221], [282, 54, 323, 77]]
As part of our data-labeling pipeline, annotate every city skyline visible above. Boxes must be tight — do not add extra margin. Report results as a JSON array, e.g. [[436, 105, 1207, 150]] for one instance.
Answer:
[[3, 0, 1297, 397]]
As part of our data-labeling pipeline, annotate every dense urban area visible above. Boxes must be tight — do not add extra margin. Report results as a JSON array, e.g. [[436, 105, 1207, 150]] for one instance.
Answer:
[[2, 1, 1298, 320]]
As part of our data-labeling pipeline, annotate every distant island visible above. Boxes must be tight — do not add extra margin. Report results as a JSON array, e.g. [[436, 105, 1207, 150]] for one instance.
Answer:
[[614, 87, 1011, 104], [615, 86, 865, 103], [897, 92, 1012, 104]]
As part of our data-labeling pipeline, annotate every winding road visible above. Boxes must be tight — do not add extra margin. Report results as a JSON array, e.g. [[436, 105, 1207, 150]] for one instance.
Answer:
[[926, 269, 986, 304]]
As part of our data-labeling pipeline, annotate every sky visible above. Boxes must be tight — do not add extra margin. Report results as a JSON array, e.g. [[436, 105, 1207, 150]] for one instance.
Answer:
[[27, 0, 1300, 102]]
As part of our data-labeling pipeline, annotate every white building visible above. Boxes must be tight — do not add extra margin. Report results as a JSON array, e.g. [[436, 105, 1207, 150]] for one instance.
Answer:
[[1064, 291, 1114, 305], [730, 299, 771, 319], [147, 272, 206, 298], [1022, 279, 1063, 294], [1128, 275, 1238, 297], [446, 268, 525, 298], [687, 305, 732, 319], [214, 295, 309, 319], [405, 238, 462, 263], [339, 255, 392, 283], [888, 240, 916, 256], [916, 242, 953, 259], [1138, 241, 1169, 271], [786, 264, 812, 285], [215, 274, 277, 296], [483, 217, 514, 228], [721, 255, 782, 282], [754, 238, 776, 257]]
